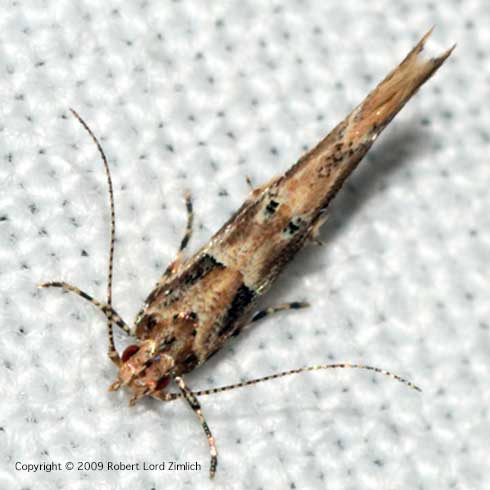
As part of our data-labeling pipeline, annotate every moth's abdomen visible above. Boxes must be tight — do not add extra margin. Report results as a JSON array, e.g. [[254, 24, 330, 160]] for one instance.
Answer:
[[207, 32, 453, 294]]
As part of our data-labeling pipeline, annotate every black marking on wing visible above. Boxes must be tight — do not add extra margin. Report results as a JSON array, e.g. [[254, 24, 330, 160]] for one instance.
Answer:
[[144, 253, 224, 306], [138, 313, 159, 335], [283, 217, 306, 236], [181, 352, 199, 371], [265, 199, 279, 216], [182, 253, 223, 286], [218, 284, 256, 336], [284, 220, 300, 234]]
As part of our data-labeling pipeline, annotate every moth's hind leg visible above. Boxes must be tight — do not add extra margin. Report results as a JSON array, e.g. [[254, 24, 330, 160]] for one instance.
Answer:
[[232, 301, 310, 337], [249, 301, 310, 324], [38, 281, 131, 365]]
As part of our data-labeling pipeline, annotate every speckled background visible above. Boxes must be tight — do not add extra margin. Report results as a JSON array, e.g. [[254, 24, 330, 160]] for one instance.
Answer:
[[0, 1, 488, 489]]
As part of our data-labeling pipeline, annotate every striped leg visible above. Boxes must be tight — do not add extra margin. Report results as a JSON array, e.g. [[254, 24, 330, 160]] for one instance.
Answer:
[[245, 175, 254, 190], [159, 192, 194, 280], [249, 301, 310, 324], [178, 191, 194, 253], [38, 280, 131, 362], [174, 376, 217, 479]]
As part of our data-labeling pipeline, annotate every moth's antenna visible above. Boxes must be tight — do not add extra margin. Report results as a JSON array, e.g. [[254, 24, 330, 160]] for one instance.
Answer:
[[69, 109, 119, 364], [161, 362, 421, 400]]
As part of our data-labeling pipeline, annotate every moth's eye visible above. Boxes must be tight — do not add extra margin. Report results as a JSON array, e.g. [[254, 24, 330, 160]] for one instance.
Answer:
[[121, 344, 140, 362], [155, 376, 170, 391]]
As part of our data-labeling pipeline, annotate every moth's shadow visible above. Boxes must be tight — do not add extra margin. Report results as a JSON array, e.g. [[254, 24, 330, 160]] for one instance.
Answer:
[[265, 121, 432, 299]]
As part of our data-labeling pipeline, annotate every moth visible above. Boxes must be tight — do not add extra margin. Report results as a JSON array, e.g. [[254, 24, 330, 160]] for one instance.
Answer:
[[39, 29, 453, 478]]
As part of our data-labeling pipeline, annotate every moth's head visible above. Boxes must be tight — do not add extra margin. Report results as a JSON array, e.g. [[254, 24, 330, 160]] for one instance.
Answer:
[[109, 339, 173, 405]]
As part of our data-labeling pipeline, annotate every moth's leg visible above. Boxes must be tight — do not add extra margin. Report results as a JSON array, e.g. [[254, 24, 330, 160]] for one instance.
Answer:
[[159, 192, 194, 280], [38, 281, 131, 364], [245, 175, 254, 190], [169, 363, 421, 400], [177, 191, 194, 254], [308, 214, 328, 246], [233, 302, 310, 338], [248, 301, 310, 325], [174, 375, 218, 479]]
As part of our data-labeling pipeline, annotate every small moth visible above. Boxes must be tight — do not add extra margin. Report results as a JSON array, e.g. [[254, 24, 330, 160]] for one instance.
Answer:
[[39, 30, 453, 478]]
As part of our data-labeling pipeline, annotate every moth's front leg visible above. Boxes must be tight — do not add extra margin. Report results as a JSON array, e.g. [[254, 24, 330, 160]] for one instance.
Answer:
[[177, 191, 194, 255], [37, 281, 132, 365], [174, 376, 218, 479], [158, 192, 194, 281]]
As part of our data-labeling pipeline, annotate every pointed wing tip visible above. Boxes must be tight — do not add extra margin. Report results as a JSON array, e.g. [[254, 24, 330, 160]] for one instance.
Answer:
[[411, 26, 436, 55], [421, 25, 436, 44], [442, 43, 457, 60], [353, 31, 453, 136], [412, 27, 455, 66]]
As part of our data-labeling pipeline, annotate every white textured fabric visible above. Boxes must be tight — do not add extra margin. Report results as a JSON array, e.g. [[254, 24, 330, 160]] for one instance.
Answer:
[[1, 1, 488, 489]]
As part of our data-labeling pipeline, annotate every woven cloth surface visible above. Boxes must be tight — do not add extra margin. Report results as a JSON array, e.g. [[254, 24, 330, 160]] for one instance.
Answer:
[[0, 1, 488, 489]]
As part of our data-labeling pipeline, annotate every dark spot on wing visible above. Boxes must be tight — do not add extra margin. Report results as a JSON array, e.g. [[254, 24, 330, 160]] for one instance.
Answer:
[[136, 313, 161, 337], [181, 352, 199, 371], [185, 311, 198, 322], [283, 218, 304, 235], [218, 284, 256, 336], [182, 254, 223, 286], [265, 199, 279, 216], [145, 253, 224, 305]]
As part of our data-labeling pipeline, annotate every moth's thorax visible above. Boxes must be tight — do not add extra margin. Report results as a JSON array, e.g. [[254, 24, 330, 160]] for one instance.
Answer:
[[130, 261, 254, 370], [135, 305, 198, 341]]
